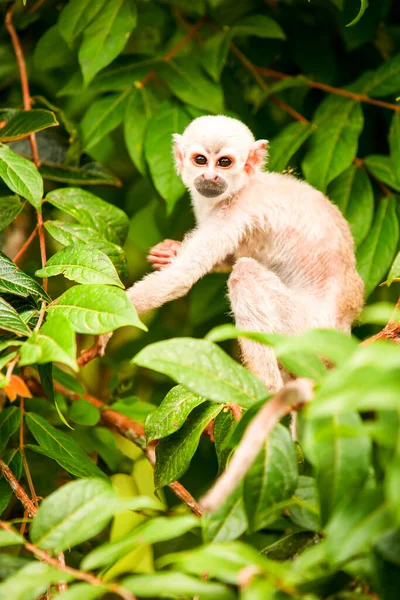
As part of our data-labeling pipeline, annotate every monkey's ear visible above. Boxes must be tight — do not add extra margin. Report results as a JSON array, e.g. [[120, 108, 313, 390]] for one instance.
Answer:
[[245, 139, 268, 174], [173, 133, 184, 174]]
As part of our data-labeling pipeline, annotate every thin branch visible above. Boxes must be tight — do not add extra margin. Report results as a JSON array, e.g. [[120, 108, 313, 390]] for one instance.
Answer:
[[200, 379, 314, 512], [163, 18, 205, 62], [5, 7, 40, 166], [257, 66, 400, 112], [230, 43, 310, 124], [12, 226, 38, 264], [0, 458, 37, 517], [363, 299, 400, 345], [0, 521, 137, 600], [28, 0, 47, 13], [137, 18, 205, 88], [270, 95, 310, 124], [19, 397, 39, 510], [228, 403, 243, 422]]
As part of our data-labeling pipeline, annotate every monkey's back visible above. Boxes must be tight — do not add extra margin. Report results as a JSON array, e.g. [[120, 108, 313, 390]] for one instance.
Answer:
[[233, 171, 364, 329]]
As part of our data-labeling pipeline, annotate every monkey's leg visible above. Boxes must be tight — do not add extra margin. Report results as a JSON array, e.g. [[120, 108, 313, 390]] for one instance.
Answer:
[[228, 257, 309, 393]]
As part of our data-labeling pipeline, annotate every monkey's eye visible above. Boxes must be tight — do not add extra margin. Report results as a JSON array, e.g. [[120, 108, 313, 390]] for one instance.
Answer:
[[217, 157, 232, 168], [193, 155, 207, 165]]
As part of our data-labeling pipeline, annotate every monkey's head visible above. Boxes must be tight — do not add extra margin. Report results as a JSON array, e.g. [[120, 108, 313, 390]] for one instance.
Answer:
[[173, 115, 267, 202]]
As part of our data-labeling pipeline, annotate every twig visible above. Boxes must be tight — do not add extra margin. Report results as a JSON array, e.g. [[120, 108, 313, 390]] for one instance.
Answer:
[[5, 7, 40, 166], [163, 18, 205, 62], [144, 446, 203, 516], [230, 42, 309, 123], [257, 66, 400, 112], [270, 95, 310, 124], [28, 0, 47, 13], [137, 18, 205, 88], [12, 226, 38, 263], [0, 521, 136, 600], [19, 397, 39, 510], [363, 299, 400, 344], [0, 457, 37, 517], [200, 379, 314, 512], [228, 403, 243, 421]]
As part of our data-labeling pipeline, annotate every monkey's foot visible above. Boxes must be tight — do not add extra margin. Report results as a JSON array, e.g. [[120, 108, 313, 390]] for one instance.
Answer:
[[148, 239, 181, 270]]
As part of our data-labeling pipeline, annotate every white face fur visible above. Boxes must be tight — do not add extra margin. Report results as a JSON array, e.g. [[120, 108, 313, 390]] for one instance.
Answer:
[[173, 115, 267, 202]]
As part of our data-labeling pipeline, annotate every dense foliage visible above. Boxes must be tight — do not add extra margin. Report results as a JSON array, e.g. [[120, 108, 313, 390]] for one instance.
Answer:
[[1, 0, 400, 598]]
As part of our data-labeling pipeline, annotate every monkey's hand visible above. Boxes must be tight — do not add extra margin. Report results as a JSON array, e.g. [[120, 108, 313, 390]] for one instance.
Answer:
[[147, 239, 181, 270]]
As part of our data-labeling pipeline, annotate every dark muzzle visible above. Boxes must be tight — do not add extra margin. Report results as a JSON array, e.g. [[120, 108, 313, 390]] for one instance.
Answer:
[[194, 176, 227, 198]]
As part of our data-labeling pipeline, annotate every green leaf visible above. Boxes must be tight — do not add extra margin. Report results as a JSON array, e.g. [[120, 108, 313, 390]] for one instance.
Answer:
[[0, 529, 24, 546], [81, 90, 130, 151], [122, 572, 235, 600], [79, 0, 137, 85], [25, 412, 105, 479], [286, 476, 321, 531], [0, 562, 71, 600], [0, 109, 58, 142], [387, 250, 400, 285], [346, 0, 369, 27], [44, 220, 127, 280], [144, 102, 191, 212], [133, 338, 268, 407], [214, 408, 236, 474], [302, 97, 364, 192], [33, 25, 75, 71], [0, 195, 23, 232], [158, 58, 224, 114], [20, 313, 78, 371], [48, 284, 145, 335], [325, 489, 392, 564], [160, 541, 273, 585], [364, 155, 400, 192], [45, 187, 129, 245], [52, 583, 107, 600], [154, 402, 222, 488], [243, 424, 298, 531], [202, 485, 247, 542], [207, 325, 357, 370], [201, 31, 230, 82], [357, 195, 399, 297], [302, 412, 371, 525], [39, 162, 122, 187], [367, 53, 400, 97], [268, 122, 314, 173], [30, 478, 122, 553], [0, 407, 21, 454], [58, 0, 107, 46], [69, 400, 100, 426], [0, 297, 31, 335], [0, 251, 50, 301], [328, 164, 374, 247], [0, 144, 43, 210], [307, 343, 400, 416], [145, 385, 207, 442], [35, 244, 123, 287], [389, 112, 400, 184], [82, 514, 199, 571], [231, 14, 286, 40], [124, 86, 159, 175]]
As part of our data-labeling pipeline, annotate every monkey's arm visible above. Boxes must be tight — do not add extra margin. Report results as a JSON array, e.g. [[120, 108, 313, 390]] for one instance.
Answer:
[[127, 219, 243, 314]]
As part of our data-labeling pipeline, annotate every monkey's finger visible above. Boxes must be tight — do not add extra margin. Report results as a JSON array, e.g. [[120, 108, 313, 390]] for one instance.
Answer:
[[148, 250, 173, 258], [148, 254, 172, 264]]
